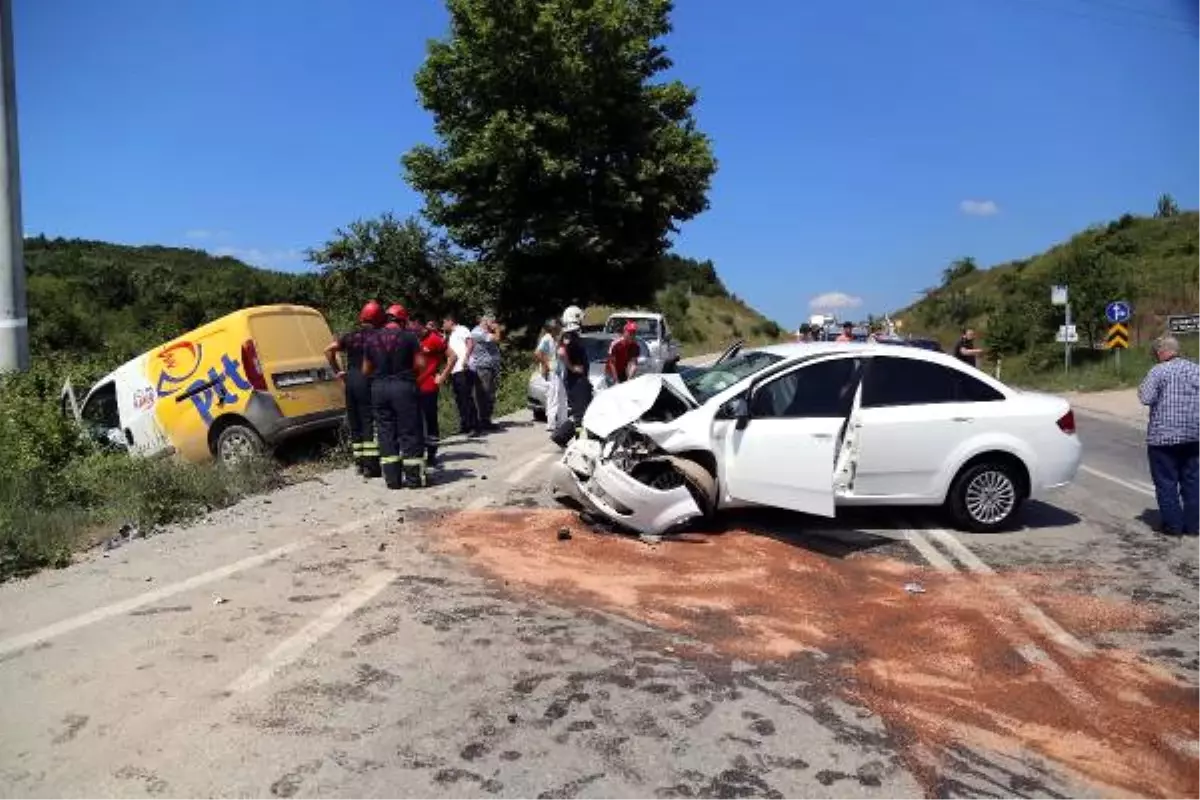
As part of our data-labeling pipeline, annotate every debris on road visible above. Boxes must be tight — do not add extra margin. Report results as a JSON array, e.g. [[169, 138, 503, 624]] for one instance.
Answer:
[[212, 595, 228, 606], [557, 527, 572, 541], [507, 713, 518, 724], [904, 582, 926, 594], [639, 533, 662, 545], [378, 542, 388, 552]]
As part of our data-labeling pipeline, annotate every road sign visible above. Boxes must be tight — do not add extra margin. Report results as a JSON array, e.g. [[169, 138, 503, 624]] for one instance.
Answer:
[[1106, 323, 1129, 350], [1056, 324, 1078, 343], [1105, 301, 1132, 325], [1167, 313, 1199, 336], [1051, 285, 1069, 306]]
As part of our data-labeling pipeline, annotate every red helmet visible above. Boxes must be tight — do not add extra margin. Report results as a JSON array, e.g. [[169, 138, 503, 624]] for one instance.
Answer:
[[386, 304, 408, 322], [359, 300, 385, 326]]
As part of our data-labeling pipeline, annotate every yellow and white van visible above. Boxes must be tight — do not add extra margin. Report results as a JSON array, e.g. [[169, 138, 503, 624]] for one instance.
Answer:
[[63, 305, 345, 464]]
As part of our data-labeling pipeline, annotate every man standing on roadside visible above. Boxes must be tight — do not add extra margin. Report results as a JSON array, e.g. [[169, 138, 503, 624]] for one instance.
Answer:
[[835, 321, 855, 342], [606, 321, 642, 385], [443, 313, 477, 436], [417, 317, 448, 467], [954, 327, 983, 368], [1138, 335, 1199, 536], [469, 313, 503, 433], [535, 318, 566, 433]]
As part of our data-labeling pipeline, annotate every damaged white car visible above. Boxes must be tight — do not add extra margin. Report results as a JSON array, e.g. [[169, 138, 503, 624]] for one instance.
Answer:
[[551, 342, 1082, 535]]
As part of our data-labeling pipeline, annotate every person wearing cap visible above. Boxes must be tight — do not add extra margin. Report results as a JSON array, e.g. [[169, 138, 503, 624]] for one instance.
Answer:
[[324, 300, 386, 478], [606, 321, 642, 385], [535, 317, 566, 432], [835, 321, 855, 342]]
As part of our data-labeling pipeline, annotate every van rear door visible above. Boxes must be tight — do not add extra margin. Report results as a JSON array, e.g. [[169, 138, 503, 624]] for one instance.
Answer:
[[247, 307, 344, 419]]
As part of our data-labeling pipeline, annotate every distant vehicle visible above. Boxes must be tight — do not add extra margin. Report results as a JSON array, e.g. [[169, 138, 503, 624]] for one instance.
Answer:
[[61, 305, 345, 465], [527, 332, 654, 421], [603, 311, 680, 372], [553, 341, 1081, 535]]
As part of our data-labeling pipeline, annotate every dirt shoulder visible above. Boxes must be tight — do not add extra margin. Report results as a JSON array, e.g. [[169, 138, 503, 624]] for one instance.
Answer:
[[1060, 388, 1145, 429]]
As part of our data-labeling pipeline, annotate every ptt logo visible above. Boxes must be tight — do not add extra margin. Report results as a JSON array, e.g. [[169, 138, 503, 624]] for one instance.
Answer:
[[181, 354, 254, 427], [155, 341, 205, 397]]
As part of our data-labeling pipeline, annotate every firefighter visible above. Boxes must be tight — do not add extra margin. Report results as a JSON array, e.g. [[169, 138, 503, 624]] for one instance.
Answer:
[[365, 304, 427, 489], [551, 305, 593, 447], [324, 300, 385, 477]]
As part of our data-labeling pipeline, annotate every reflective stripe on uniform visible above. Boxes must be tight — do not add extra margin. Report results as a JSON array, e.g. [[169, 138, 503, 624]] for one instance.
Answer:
[[380, 455, 402, 465], [360, 443, 380, 455], [351, 442, 363, 455]]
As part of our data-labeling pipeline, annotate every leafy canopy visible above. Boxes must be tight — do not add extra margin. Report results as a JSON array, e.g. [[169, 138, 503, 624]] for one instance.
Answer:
[[402, 0, 717, 323]]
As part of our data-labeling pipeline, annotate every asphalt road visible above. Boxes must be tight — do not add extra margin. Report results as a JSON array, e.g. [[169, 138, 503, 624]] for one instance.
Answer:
[[0, 396, 1195, 798]]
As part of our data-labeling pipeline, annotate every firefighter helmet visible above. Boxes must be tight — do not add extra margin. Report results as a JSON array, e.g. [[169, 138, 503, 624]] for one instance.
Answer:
[[359, 300, 385, 327], [561, 305, 584, 331], [386, 303, 408, 322]]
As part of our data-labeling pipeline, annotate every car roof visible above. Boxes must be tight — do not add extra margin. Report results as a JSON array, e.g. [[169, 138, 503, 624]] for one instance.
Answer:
[[607, 311, 662, 319], [745, 340, 973, 371]]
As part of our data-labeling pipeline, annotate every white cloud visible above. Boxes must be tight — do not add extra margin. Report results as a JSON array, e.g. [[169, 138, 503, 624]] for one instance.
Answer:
[[808, 292, 863, 311], [959, 199, 999, 217], [214, 246, 305, 269]]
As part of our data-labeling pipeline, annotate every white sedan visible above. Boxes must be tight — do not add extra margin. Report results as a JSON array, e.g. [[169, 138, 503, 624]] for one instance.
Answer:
[[551, 341, 1082, 534]]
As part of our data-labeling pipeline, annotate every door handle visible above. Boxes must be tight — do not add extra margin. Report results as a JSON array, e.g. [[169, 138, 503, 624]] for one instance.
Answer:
[[811, 432, 833, 439], [952, 416, 974, 423]]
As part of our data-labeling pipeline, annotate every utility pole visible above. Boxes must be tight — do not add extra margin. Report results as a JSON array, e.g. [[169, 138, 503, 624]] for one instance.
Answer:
[[0, 0, 27, 372]]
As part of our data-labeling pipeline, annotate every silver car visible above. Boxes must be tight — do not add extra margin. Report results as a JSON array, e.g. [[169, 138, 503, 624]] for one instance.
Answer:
[[528, 332, 653, 422]]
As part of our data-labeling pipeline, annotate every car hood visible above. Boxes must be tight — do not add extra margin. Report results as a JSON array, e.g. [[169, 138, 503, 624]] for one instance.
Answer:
[[581, 373, 698, 438]]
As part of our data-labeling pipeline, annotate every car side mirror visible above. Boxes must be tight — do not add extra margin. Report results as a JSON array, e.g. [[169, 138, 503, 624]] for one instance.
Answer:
[[721, 396, 750, 429]]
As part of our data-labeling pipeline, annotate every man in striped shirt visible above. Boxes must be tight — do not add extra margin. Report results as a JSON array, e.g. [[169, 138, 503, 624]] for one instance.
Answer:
[[1138, 335, 1199, 535]]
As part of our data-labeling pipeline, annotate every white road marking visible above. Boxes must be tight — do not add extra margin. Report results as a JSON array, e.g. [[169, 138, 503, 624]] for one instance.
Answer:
[[0, 514, 391, 658], [905, 529, 956, 572], [1080, 464, 1156, 497], [506, 452, 554, 485], [227, 570, 397, 694], [926, 528, 1094, 657], [464, 495, 494, 510]]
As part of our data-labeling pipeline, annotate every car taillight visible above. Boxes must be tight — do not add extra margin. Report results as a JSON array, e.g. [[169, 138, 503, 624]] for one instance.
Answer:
[[241, 339, 268, 391], [1056, 409, 1076, 435]]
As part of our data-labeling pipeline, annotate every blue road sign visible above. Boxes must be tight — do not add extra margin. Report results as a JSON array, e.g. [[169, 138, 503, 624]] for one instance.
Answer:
[[1105, 301, 1132, 324]]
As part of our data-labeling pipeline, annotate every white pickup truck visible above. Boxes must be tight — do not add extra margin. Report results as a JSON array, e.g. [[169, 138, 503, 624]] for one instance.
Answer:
[[603, 310, 681, 372]]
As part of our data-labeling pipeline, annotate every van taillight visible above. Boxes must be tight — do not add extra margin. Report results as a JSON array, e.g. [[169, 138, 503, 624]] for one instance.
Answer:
[[1056, 409, 1076, 435], [241, 339, 268, 391]]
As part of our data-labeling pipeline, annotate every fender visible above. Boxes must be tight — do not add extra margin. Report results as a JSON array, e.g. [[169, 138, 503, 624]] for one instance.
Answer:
[[933, 431, 1037, 503]]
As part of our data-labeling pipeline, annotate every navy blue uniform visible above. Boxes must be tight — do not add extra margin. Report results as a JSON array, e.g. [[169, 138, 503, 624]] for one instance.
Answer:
[[338, 327, 381, 477], [367, 328, 426, 489]]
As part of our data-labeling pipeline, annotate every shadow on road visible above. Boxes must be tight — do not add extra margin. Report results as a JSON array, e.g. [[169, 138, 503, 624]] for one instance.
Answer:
[[436, 450, 493, 464], [1016, 500, 1083, 530]]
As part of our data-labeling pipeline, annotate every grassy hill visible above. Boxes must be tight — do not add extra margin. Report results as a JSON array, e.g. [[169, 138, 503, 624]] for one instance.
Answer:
[[892, 209, 1199, 390], [585, 293, 783, 357]]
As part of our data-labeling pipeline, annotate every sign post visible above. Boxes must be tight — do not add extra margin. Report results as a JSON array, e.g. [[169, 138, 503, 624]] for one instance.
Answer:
[[1051, 285, 1070, 371], [1104, 301, 1132, 374]]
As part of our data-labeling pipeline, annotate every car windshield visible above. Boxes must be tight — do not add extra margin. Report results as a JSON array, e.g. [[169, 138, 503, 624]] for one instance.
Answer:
[[605, 316, 660, 339], [682, 350, 786, 403]]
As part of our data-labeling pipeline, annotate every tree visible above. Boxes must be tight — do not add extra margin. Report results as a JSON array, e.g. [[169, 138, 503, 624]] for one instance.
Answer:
[[305, 213, 463, 321], [941, 256, 977, 287], [1155, 193, 1179, 219], [402, 0, 717, 324]]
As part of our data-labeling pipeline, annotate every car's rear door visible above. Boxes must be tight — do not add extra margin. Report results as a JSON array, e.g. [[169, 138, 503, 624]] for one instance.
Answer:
[[247, 307, 343, 419], [851, 355, 1007, 498], [718, 355, 864, 516]]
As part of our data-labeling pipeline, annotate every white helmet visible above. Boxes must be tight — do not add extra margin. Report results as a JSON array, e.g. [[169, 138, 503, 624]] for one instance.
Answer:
[[561, 305, 584, 331]]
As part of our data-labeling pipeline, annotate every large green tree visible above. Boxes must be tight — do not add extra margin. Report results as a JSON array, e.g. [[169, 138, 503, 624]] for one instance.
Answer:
[[402, 0, 717, 323]]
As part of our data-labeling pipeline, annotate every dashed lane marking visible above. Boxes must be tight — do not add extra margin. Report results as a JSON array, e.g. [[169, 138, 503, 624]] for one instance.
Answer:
[[1079, 464, 1156, 498], [0, 513, 393, 659], [506, 452, 555, 485], [926, 528, 1094, 658], [227, 570, 398, 694]]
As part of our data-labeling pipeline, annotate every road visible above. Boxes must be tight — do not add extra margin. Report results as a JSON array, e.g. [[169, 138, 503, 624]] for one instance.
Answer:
[[0, 390, 1196, 798]]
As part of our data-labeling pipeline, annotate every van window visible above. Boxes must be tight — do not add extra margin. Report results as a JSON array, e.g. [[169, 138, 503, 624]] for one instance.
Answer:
[[81, 381, 120, 432], [249, 309, 334, 373]]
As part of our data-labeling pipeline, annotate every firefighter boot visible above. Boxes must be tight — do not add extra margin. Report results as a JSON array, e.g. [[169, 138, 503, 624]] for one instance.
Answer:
[[361, 438, 382, 479], [380, 456, 404, 490], [403, 460, 428, 488]]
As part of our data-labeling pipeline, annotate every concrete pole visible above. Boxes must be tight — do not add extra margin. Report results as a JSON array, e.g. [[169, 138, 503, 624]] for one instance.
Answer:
[[0, 0, 27, 372]]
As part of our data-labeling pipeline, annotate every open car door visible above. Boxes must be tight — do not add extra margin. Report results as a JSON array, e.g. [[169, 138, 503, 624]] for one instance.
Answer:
[[718, 355, 864, 518]]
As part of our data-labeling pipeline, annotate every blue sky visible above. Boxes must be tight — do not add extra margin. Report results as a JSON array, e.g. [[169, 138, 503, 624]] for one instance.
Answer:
[[15, 0, 1198, 326]]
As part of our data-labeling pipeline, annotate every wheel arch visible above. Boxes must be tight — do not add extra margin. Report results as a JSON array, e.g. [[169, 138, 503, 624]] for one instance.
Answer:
[[207, 413, 260, 456], [949, 449, 1031, 502]]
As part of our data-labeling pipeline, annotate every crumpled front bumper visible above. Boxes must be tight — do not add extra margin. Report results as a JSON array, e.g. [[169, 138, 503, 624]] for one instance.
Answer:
[[550, 439, 703, 536]]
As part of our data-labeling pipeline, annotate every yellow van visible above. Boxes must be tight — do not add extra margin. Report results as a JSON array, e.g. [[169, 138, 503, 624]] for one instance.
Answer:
[[63, 305, 345, 464]]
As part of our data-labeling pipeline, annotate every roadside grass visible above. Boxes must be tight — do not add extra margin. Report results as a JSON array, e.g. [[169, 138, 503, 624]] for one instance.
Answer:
[[992, 337, 1199, 393]]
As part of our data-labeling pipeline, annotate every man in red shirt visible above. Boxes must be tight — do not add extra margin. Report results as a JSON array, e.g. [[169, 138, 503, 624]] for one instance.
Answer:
[[606, 321, 642, 385], [417, 317, 448, 467]]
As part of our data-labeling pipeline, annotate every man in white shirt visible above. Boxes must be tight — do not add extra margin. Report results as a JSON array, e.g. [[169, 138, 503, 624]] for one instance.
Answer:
[[442, 313, 478, 435], [534, 317, 566, 432]]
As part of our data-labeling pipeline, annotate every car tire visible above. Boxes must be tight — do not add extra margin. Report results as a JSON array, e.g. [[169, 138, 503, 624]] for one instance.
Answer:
[[946, 461, 1024, 533], [216, 423, 264, 466]]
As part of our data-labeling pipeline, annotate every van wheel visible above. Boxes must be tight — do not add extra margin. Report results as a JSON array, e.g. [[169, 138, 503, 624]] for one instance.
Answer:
[[947, 461, 1023, 532], [216, 424, 264, 466]]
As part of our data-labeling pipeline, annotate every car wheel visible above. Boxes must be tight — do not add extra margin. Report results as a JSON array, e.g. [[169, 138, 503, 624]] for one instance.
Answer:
[[216, 423, 264, 466], [947, 461, 1024, 532]]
